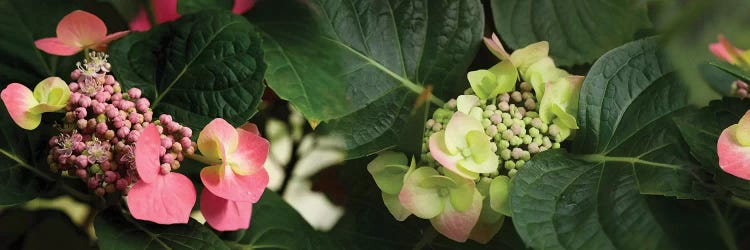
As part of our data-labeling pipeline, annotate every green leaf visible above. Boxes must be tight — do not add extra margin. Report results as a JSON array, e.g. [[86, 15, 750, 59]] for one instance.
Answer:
[[511, 38, 713, 250], [177, 0, 233, 15], [491, 0, 651, 66], [228, 189, 336, 249], [94, 208, 229, 250], [710, 61, 750, 83], [109, 10, 265, 129], [0, 208, 90, 249], [0, 0, 127, 87], [674, 98, 750, 200], [0, 104, 51, 205], [247, 0, 484, 158]]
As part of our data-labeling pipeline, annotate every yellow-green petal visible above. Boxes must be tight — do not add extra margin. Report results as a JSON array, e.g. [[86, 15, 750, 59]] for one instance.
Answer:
[[489, 176, 511, 216], [367, 151, 409, 194]]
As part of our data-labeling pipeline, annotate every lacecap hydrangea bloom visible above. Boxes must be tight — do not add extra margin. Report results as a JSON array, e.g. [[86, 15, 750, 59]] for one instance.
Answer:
[[368, 33, 584, 243]]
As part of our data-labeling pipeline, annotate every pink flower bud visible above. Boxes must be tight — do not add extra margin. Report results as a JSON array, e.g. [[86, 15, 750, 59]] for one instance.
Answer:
[[176, 153, 184, 161], [160, 146, 167, 157], [69, 82, 80, 92], [179, 137, 192, 150], [116, 178, 128, 190], [160, 163, 171, 174], [76, 155, 89, 168], [166, 121, 181, 133], [73, 141, 86, 153], [78, 95, 92, 108], [95, 187, 106, 196], [76, 169, 88, 179], [161, 136, 173, 149], [92, 103, 106, 114], [136, 98, 150, 113], [73, 107, 87, 119], [111, 93, 122, 101], [104, 171, 118, 183], [100, 160, 111, 171], [95, 91, 110, 103], [128, 88, 142, 99], [105, 75, 115, 85], [69, 92, 81, 105], [127, 130, 140, 143], [143, 111, 153, 122], [172, 142, 182, 152], [96, 122, 108, 134], [87, 119, 97, 130], [159, 114, 172, 125], [180, 127, 192, 138], [162, 153, 174, 163], [117, 127, 130, 139], [88, 177, 99, 189], [104, 85, 114, 94], [77, 119, 88, 130], [132, 123, 143, 131], [128, 112, 140, 124], [71, 69, 82, 80]]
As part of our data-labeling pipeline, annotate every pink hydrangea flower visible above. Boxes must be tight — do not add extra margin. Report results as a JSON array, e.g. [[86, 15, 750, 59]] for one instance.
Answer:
[[35, 10, 129, 56], [128, 124, 196, 224], [718, 110, 750, 180], [197, 119, 268, 230], [129, 0, 256, 31], [1, 77, 70, 130]]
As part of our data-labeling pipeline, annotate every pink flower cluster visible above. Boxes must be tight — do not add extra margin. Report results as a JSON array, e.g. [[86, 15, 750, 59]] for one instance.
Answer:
[[46, 52, 195, 196]]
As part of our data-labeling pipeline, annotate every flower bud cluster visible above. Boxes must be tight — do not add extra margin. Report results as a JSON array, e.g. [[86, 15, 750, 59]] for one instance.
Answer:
[[46, 52, 196, 196], [421, 82, 563, 178], [732, 80, 749, 99]]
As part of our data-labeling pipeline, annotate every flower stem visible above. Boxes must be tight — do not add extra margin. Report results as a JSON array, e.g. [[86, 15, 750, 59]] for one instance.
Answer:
[[185, 153, 218, 165], [709, 199, 739, 250], [0, 149, 91, 202]]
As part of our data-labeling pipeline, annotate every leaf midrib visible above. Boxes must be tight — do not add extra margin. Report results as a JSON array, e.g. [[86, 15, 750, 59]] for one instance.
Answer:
[[151, 20, 243, 108]]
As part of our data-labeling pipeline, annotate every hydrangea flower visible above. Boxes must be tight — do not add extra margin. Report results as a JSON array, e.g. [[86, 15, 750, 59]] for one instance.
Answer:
[[429, 110, 499, 180], [718, 110, 750, 180], [1, 77, 70, 130], [367, 151, 414, 221], [399, 166, 483, 242], [129, 0, 256, 31], [193, 119, 269, 230], [128, 124, 196, 224], [35, 10, 128, 56]]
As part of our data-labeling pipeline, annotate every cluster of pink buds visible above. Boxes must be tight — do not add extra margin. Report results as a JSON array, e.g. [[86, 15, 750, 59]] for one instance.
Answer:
[[46, 51, 196, 196], [732, 80, 749, 99]]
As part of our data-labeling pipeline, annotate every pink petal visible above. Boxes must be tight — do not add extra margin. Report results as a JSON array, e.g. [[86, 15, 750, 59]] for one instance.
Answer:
[[469, 215, 505, 244], [128, 9, 152, 32], [56, 10, 107, 48], [200, 189, 253, 231], [239, 122, 260, 135], [34, 38, 82, 56], [430, 189, 483, 242], [232, 0, 255, 14], [200, 164, 268, 202], [229, 129, 269, 175], [91, 31, 130, 51], [718, 125, 750, 180], [135, 124, 161, 183], [1, 83, 41, 130], [153, 0, 180, 24], [197, 118, 239, 161], [128, 173, 197, 224]]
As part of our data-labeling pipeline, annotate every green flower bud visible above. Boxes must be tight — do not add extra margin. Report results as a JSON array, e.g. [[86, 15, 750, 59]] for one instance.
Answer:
[[504, 160, 516, 170], [521, 151, 531, 161], [516, 160, 525, 168], [553, 142, 561, 149], [529, 127, 540, 137], [526, 111, 539, 118], [500, 148, 512, 160], [522, 135, 532, 144], [508, 169, 518, 178], [510, 136, 523, 146], [497, 140, 510, 149]]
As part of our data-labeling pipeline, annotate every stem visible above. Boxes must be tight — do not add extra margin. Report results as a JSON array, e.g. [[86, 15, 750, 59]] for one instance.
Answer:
[[142, 0, 158, 27], [84, 48, 91, 60], [185, 153, 219, 165], [729, 195, 750, 209], [0, 149, 91, 202], [709, 199, 739, 250]]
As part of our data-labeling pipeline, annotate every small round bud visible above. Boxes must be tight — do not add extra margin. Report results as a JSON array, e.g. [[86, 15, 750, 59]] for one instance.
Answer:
[[504, 161, 516, 170], [95, 187, 106, 196], [490, 114, 502, 124], [128, 88, 142, 99], [160, 163, 171, 174], [519, 82, 532, 92], [78, 95, 92, 108], [499, 93, 510, 102], [71, 69, 82, 80]]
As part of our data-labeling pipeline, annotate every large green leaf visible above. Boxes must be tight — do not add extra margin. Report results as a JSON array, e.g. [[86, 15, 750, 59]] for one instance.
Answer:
[[95, 208, 229, 250], [511, 37, 713, 250], [109, 10, 266, 129], [247, 0, 484, 158], [0, 0, 127, 87], [675, 98, 750, 200], [226, 189, 335, 249], [491, 0, 651, 66], [0, 105, 52, 205], [177, 0, 233, 15]]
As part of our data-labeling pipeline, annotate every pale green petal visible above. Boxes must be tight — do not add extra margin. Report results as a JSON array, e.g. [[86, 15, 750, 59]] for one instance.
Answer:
[[383, 192, 411, 221], [399, 167, 444, 219], [420, 175, 457, 189], [456, 95, 480, 114], [737, 111, 750, 146], [539, 76, 583, 124], [469, 107, 483, 121], [33, 77, 69, 107], [488, 60, 518, 95], [467, 70, 497, 100], [526, 58, 569, 100], [466, 130, 492, 163], [445, 169, 476, 212], [445, 112, 484, 154], [510, 41, 549, 77], [489, 176, 511, 216], [553, 118, 573, 141], [367, 151, 409, 194]]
